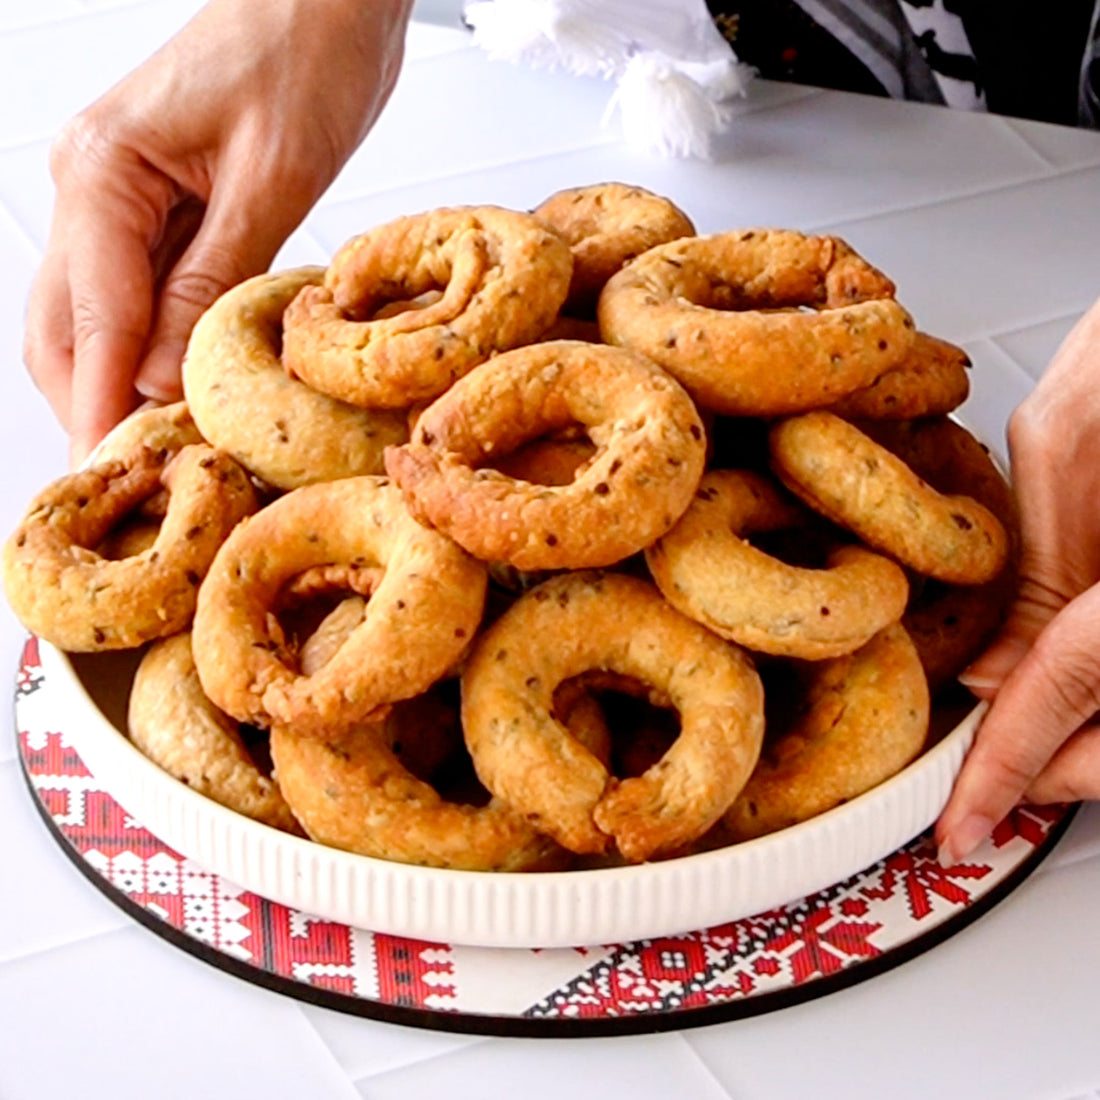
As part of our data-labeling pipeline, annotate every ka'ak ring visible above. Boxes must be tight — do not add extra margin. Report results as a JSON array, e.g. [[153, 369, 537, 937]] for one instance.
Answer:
[[384, 339, 707, 571], [597, 227, 916, 416], [646, 469, 910, 659], [280, 205, 574, 408], [460, 571, 765, 863], [265, 596, 572, 871], [823, 331, 971, 420], [858, 416, 1021, 693], [182, 267, 409, 490], [3, 444, 257, 651], [719, 621, 930, 841], [768, 410, 1010, 585], [191, 475, 487, 734], [533, 182, 695, 316], [128, 632, 301, 833], [268, 715, 566, 871]]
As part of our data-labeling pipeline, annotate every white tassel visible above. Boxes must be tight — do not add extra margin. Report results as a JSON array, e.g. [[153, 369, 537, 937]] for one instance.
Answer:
[[463, 0, 753, 158], [463, 0, 624, 75], [604, 52, 733, 159], [679, 55, 755, 102]]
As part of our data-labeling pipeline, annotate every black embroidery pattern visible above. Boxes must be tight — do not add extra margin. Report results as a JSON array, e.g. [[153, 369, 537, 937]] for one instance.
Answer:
[[901, 0, 982, 99], [706, 0, 892, 96], [708, 0, 1100, 127], [1079, 1, 1100, 125]]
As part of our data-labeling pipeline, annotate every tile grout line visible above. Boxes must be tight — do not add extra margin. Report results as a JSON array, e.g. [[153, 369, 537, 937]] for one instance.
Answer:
[[346, 1036, 500, 1092], [0, 132, 52, 155], [320, 133, 620, 212], [0, 194, 43, 262], [674, 1029, 742, 1100], [964, 333, 1041, 378], [972, 306, 1095, 374], [320, 114, 1099, 232], [798, 158, 1100, 237], [283, 1001, 373, 1100], [987, 304, 1091, 343], [0, 0, 171, 38], [984, 114, 1065, 171], [0, 912, 133, 971], [1003, 117, 1100, 171]]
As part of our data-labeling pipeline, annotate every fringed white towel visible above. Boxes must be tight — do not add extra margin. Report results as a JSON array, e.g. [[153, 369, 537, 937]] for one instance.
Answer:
[[462, 0, 753, 158]]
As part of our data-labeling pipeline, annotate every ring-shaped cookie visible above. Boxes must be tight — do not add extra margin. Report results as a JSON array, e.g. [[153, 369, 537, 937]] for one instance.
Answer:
[[824, 331, 970, 420], [128, 632, 301, 833], [719, 622, 930, 841], [492, 435, 597, 486], [3, 444, 258, 651], [645, 469, 910, 659], [296, 595, 465, 781], [268, 716, 565, 871], [859, 416, 1021, 692], [191, 475, 487, 734], [182, 267, 409, 490], [297, 594, 614, 776], [281, 205, 574, 408], [91, 400, 206, 465], [460, 571, 766, 862], [597, 228, 916, 416], [384, 340, 707, 571], [768, 411, 1010, 584], [533, 182, 695, 315], [264, 597, 578, 870]]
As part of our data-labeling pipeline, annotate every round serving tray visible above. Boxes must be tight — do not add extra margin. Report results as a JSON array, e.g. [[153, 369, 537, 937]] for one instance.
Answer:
[[17, 635, 1074, 1036], [28, 628, 990, 950]]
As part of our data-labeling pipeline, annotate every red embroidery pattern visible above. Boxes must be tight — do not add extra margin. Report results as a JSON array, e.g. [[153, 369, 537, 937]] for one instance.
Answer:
[[15, 638, 1069, 1024]]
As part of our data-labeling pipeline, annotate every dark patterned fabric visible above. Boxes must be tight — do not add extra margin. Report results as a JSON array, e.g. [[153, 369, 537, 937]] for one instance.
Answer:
[[708, 0, 893, 98], [707, 0, 1100, 127], [1081, 1, 1100, 125]]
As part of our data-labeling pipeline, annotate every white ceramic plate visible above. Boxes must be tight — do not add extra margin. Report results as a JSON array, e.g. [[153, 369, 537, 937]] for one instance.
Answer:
[[41, 638, 983, 949], [38, 393, 1009, 950]]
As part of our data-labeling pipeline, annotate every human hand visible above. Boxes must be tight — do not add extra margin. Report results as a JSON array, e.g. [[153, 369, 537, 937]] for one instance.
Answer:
[[24, 0, 413, 466], [935, 298, 1100, 864]]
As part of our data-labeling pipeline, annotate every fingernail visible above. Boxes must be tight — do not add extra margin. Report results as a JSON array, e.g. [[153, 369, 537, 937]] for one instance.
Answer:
[[957, 669, 1000, 693], [135, 342, 186, 402], [937, 814, 995, 867], [134, 375, 182, 403]]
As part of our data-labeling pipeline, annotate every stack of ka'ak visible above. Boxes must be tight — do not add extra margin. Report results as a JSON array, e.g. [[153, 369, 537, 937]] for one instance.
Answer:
[[3, 183, 1018, 872]]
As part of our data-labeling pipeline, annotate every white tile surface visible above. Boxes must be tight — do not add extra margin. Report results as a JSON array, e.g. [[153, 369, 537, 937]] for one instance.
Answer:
[[403, 18, 472, 59], [0, 1, 205, 145], [353, 1032, 732, 1100], [0, 139, 57, 251], [1041, 801, 1100, 875], [316, 48, 616, 212], [313, 80, 1059, 251], [0, 208, 67, 723], [410, 0, 466, 29], [0, 927, 361, 1100], [955, 337, 1035, 456], [993, 311, 1083, 383], [0, 758, 130, 950], [686, 857, 1100, 1100], [301, 1002, 484, 1080], [1, 3, 1100, 1098], [1005, 114, 1100, 170], [820, 167, 1100, 340], [0, 2, 84, 34]]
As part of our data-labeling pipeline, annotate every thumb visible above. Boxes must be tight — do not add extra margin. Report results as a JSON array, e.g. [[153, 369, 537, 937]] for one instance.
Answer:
[[956, 629, 1032, 700], [936, 581, 1100, 863], [134, 194, 290, 401], [1025, 723, 1100, 804], [957, 570, 1075, 699]]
